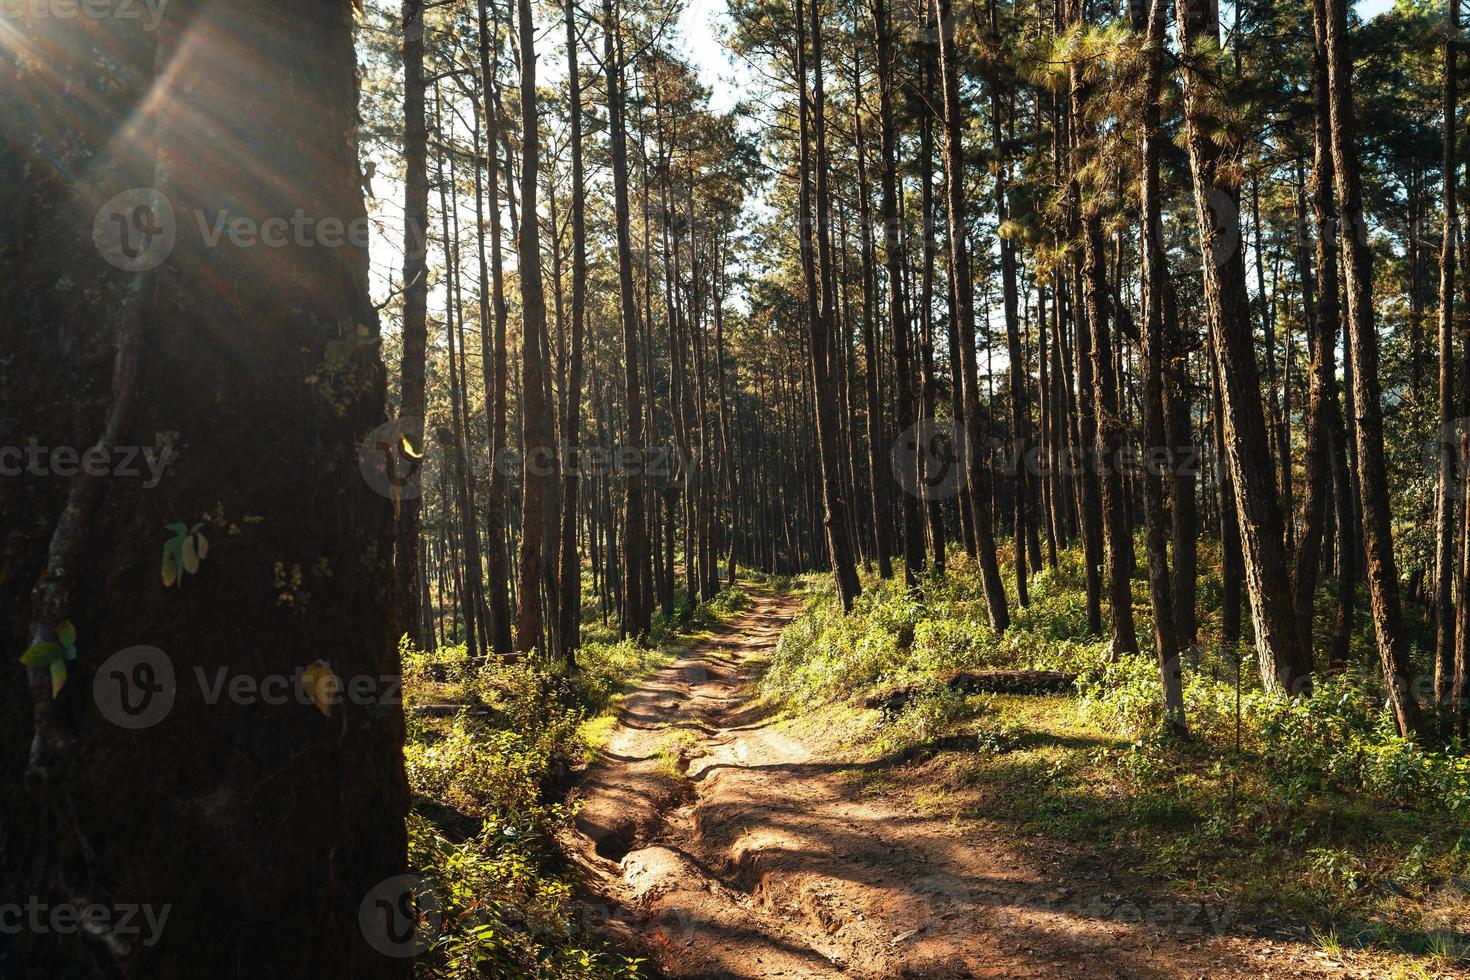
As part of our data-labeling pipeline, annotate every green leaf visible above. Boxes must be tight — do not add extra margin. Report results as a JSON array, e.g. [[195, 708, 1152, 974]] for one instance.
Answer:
[[182, 534, 200, 575], [57, 620, 76, 652], [49, 657, 67, 697], [19, 642, 62, 667]]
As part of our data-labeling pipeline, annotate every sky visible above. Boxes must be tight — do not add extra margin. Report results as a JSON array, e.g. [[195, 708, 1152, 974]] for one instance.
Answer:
[[675, 0, 743, 115]]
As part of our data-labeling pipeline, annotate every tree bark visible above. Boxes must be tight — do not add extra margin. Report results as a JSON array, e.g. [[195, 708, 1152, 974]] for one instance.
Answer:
[[1321, 0, 1425, 737], [0, 4, 407, 974], [397, 0, 430, 651], [1178, 0, 1309, 692], [935, 0, 1010, 630], [1136, 0, 1184, 727], [798, 0, 862, 610]]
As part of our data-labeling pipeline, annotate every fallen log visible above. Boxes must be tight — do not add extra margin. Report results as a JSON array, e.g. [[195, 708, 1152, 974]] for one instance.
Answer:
[[862, 670, 1078, 715], [408, 703, 497, 719]]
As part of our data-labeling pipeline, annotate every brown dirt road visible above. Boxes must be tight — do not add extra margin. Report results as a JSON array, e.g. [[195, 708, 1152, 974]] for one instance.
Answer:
[[565, 590, 1391, 978]]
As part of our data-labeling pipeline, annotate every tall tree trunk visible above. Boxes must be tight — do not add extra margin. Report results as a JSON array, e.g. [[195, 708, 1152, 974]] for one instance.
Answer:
[[874, 0, 911, 585], [558, 0, 588, 666], [0, 4, 407, 974], [935, 0, 1010, 630], [1434, 0, 1458, 722], [513, 0, 554, 654], [1291, 3, 1343, 664], [797, 0, 862, 610], [397, 0, 430, 651], [604, 0, 651, 637], [1136, 0, 1184, 728], [1178, 0, 1309, 691], [1069, 10, 1137, 657], [1321, 0, 1425, 737], [478, 0, 514, 654]]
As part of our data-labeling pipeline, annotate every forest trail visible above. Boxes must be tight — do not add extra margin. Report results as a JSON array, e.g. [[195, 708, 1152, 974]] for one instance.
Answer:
[[567, 591, 1362, 979]]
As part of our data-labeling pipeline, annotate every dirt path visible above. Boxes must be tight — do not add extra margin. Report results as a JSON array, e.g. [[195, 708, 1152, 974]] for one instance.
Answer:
[[566, 591, 1377, 978]]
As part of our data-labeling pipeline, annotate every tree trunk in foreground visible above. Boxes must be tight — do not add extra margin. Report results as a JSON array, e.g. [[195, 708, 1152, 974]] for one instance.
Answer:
[[0, 4, 408, 976]]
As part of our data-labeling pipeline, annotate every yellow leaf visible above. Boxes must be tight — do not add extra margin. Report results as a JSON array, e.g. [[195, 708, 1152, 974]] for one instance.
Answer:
[[182, 535, 200, 575], [400, 435, 422, 460], [302, 661, 340, 718], [162, 545, 179, 587], [195, 532, 209, 560]]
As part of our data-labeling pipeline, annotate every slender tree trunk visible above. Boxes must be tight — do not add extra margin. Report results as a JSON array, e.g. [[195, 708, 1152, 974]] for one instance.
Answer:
[[1136, 0, 1183, 728], [604, 0, 651, 636], [478, 1, 514, 654], [1069, 13, 1137, 656], [1320, 0, 1425, 736], [397, 0, 430, 651], [935, 0, 1009, 630], [1178, 0, 1309, 691], [1435, 0, 1458, 722], [797, 0, 862, 610], [558, 0, 588, 666], [513, 0, 554, 654]]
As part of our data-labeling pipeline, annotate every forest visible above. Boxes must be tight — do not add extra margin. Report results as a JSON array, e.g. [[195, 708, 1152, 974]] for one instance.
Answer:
[[2, 0, 1469, 976]]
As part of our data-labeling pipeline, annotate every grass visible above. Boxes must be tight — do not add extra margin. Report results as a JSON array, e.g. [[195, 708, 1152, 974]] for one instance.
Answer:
[[759, 541, 1470, 973]]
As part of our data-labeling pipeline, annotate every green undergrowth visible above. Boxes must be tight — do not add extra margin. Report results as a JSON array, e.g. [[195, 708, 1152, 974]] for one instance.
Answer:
[[762, 544, 1470, 970], [398, 581, 755, 978]]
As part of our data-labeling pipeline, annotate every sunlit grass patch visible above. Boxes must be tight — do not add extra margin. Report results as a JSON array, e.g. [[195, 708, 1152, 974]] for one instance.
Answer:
[[763, 544, 1470, 969]]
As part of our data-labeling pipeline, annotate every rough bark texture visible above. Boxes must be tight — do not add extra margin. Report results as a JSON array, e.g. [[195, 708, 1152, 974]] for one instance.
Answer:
[[1433, 0, 1457, 717], [1136, 0, 1184, 728], [1178, 0, 1309, 692], [1293, 8, 1342, 662], [1321, 0, 1425, 737], [935, 0, 1010, 631], [604, 0, 651, 637], [0, 4, 408, 975], [798, 0, 862, 611], [513, 0, 554, 654], [398, 0, 430, 650]]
